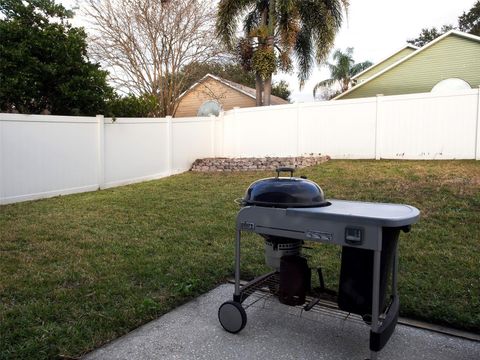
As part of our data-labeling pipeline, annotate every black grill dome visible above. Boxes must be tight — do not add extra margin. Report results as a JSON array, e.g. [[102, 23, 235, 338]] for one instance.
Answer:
[[242, 167, 329, 208]]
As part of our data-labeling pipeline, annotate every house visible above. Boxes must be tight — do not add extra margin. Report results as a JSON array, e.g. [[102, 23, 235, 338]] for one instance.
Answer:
[[335, 30, 480, 100], [174, 74, 288, 117], [352, 44, 418, 84]]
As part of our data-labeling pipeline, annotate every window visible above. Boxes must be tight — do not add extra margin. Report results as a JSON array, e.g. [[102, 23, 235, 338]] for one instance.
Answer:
[[197, 100, 221, 117], [431, 78, 471, 93]]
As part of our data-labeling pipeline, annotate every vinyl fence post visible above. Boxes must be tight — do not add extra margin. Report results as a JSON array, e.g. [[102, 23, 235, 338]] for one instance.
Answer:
[[219, 111, 225, 157], [233, 107, 240, 158], [166, 116, 173, 174], [0, 116, 4, 204], [296, 102, 301, 157], [374, 94, 383, 160], [475, 86, 480, 160], [96, 114, 105, 189], [210, 114, 216, 157]]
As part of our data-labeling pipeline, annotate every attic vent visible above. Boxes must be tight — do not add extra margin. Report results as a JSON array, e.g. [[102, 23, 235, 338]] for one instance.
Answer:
[[431, 78, 471, 93], [197, 100, 221, 117]]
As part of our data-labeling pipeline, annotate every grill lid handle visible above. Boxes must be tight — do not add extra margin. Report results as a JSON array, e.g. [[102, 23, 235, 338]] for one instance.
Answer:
[[276, 167, 295, 178]]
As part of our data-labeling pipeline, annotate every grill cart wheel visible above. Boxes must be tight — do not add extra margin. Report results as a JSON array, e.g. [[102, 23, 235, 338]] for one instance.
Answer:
[[218, 301, 247, 334]]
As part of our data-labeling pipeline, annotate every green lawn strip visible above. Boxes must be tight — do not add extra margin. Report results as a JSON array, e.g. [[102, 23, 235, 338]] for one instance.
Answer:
[[0, 160, 479, 359]]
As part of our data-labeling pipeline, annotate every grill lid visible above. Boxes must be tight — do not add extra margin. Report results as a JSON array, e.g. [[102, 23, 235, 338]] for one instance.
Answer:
[[242, 167, 329, 208]]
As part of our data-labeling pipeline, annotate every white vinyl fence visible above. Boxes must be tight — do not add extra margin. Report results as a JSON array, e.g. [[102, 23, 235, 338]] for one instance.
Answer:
[[221, 89, 480, 160], [1, 89, 479, 204], [0, 114, 218, 204]]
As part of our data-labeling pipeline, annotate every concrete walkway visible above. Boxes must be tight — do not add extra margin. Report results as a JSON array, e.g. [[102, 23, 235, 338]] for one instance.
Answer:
[[83, 284, 480, 360]]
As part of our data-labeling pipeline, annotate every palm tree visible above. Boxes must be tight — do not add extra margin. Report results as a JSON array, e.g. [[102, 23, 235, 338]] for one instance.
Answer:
[[313, 47, 372, 99], [216, 0, 348, 106]]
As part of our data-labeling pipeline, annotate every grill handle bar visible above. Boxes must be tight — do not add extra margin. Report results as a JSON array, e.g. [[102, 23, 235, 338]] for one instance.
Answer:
[[276, 167, 295, 178]]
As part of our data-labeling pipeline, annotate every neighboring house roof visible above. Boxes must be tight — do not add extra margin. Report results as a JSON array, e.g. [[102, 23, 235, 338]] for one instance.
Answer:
[[177, 73, 289, 106], [352, 44, 418, 82], [335, 30, 480, 100]]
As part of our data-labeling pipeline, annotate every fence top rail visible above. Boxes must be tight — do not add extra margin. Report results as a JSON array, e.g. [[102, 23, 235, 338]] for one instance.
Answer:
[[0, 113, 97, 123], [223, 98, 379, 116], [222, 88, 479, 116], [0, 114, 216, 124], [105, 117, 169, 124], [171, 116, 212, 122], [377, 89, 479, 103], [302, 99, 378, 107]]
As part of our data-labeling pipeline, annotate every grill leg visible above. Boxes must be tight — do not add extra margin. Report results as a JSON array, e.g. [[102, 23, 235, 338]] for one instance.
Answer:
[[392, 242, 399, 297], [370, 249, 381, 360], [234, 229, 241, 301]]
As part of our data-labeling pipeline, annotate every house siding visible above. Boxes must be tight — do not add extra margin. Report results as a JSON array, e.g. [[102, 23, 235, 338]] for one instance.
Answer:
[[174, 78, 256, 117], [339, 34, 480, 99], [356, 47, 416, 83]]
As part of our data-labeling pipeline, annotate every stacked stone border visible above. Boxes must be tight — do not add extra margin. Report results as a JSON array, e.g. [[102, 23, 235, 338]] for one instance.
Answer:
[[191, 155, 330, 172]]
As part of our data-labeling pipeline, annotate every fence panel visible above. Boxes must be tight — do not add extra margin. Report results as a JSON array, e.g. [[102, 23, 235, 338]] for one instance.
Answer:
[[0, 114, 98, 204], [171, 117, 212, 171], [377, 91, 478, 159], [299, 98, 378, 159], [223, 105, 298, 157], [103, 118, 170, 188]]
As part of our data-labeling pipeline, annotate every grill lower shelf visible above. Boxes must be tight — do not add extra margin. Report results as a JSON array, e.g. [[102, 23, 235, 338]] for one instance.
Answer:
[[235, 272, 389, 327]]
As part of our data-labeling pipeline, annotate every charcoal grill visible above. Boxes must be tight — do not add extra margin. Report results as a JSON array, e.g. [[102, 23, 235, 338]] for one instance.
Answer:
[[218, 168, 420, 360]]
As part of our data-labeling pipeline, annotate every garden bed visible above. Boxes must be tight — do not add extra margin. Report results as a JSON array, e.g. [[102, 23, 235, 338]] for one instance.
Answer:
[[190, 155, 329, 172]]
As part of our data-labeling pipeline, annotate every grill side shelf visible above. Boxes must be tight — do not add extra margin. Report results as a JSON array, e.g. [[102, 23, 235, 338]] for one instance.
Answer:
[[285, 200, 420, 227]]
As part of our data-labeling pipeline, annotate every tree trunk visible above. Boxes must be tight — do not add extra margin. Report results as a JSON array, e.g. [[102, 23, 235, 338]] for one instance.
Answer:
[[264, 75, 272, 106], [255, 7, 269, 106], [343, 78, 350, 92], [263, 35, 274, 106], [256, 73, 263, 106]]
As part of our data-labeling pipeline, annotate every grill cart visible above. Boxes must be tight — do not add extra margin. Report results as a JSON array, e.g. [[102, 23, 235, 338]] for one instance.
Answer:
[[218, 168, 420, 360]]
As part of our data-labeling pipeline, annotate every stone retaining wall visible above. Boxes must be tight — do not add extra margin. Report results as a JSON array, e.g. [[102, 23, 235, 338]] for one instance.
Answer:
[[191, 155, 330, 172]]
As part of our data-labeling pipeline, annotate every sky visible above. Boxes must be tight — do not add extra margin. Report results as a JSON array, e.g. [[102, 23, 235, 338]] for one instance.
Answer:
[[61, 0, 476, 102], [274, 0, 477, 102]]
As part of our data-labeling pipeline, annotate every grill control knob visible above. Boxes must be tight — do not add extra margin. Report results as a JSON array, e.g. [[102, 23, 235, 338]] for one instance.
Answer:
[[345, 227, 364, 245]]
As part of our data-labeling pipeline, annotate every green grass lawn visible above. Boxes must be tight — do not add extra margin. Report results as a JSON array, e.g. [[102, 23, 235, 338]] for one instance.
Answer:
[[1, 160, 479, 359]]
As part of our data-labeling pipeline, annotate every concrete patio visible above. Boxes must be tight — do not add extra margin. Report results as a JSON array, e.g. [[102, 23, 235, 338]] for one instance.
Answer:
[[83, 284, 480, 360]]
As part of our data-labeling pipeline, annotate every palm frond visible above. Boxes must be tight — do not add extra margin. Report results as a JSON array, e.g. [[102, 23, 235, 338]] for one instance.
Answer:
[[313, 78, 336, 97], [321, 0, 345, 28], [332, 47, 353, 61], [277, 0, 295, 14], [243, 9, 260, 36], [294, 25, 313, 87], [329, 48, 353, 80], [349, 60, 373, 77], [217, 0, 348, 90], [216, 0, 257, 49], [297, 0, 347, 65], [277, 0, 299, 50]]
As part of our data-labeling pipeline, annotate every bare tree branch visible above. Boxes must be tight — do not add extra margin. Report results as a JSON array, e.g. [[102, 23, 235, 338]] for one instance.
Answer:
[[85, 0, 224, 116]]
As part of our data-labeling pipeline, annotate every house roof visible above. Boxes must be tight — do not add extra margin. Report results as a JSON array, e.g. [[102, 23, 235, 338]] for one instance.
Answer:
[[177, 73, 289, 105], [335, 30, 480, 100], [351, 44, 419, 81]]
